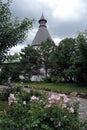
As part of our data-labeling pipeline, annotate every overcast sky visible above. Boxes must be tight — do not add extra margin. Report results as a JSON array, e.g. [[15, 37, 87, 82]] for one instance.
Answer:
[[9, 0, 87, 54]]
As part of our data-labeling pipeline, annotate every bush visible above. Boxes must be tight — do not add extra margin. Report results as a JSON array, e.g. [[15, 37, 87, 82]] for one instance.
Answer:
[[0, 86, 22, 101], [43, 77, 52, 83], [51, 76, 62, 84], [0, 88, 85, 130]]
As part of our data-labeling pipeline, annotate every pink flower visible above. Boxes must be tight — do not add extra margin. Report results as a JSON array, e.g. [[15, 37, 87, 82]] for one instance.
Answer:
[[59, 94, 66, 97], [62, 103, 67, 109], [68, 107, 74, 113], [59, 94, 69, 103], [8, 93, 16, 105], [30, 95, 39, 101], [9, 94, 16, 100], [63, 97, 69, 103], [48, 94, 60, 101], [49, 100, 55, 104]]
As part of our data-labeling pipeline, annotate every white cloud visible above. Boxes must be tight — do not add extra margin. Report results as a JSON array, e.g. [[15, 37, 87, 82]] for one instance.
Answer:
[[29, 28, 38, 42], [9, 45, 25, 55], [53, 37, 61, 45], [37, 0, 86, 20]]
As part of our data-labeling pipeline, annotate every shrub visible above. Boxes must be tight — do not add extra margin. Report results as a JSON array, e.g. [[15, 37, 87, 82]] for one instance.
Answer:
[[43, 77, 52, 83], [0, 86, 22, 101], [51, 76, 62, 84], [0, 88, 86, 130]]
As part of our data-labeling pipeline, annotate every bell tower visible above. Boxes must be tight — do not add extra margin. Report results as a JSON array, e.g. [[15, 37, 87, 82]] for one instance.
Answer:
[[32, 14, 52, 46]]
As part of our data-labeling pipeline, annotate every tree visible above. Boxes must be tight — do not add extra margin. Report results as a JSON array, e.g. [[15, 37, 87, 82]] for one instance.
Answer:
[[50, 38, 76, 82], [39, 39, 56, 79], [0, 0, 33, 62], [74, 33, 87, 84], [20, 45, 41, 82], [0, 63, 21, 83]]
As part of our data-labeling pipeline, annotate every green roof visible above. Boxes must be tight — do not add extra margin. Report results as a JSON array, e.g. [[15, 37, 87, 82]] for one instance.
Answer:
[[3, 58, 20, 64]]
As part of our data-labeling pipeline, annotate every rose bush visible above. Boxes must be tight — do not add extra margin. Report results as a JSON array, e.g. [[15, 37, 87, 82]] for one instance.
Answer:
[[0, 88, 86, 130]]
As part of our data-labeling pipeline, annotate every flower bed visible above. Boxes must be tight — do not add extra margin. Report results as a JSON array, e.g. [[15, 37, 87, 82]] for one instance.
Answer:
[[0, 87, 86, 130]]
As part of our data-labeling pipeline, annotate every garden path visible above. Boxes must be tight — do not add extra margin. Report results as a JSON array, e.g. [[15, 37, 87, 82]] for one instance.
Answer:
[[78, 98, 87, 122]]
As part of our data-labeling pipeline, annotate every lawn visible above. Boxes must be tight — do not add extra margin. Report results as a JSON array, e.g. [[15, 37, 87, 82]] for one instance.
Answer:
[[12, 82, 87, 94]]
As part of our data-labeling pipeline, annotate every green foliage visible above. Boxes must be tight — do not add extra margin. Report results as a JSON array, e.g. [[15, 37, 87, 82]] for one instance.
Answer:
[[49, 34, 87, 85], [51, 76, 62, 84], [49, 38, 76, 82], [43, 77, 52, 83], [0, 88, 10, 101], [20, 45, 41, 81], [0, 0, 33, 62], [39, 38, 56, 78], [6, 53, 20, 62], [0, 64, 21, 83], [74, 33, 87, 84]]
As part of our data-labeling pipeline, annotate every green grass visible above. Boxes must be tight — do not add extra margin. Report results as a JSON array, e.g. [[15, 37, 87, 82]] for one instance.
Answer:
[[12, 82, 87, 94]]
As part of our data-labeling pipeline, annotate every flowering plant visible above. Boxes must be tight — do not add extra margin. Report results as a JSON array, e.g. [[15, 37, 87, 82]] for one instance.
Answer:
[[0, 89, 85, 130]]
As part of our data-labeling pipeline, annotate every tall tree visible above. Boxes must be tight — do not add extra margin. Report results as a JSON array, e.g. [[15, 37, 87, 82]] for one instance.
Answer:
[[20, 45, 41, 81], [0, 0, 33, 62], [50, 38, 76, 82], [74, 33, 87, 84], [39, 39, 56, 78]]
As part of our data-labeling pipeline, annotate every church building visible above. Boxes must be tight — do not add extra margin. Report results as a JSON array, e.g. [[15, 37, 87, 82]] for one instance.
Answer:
[[31, 14, 52, 81]]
